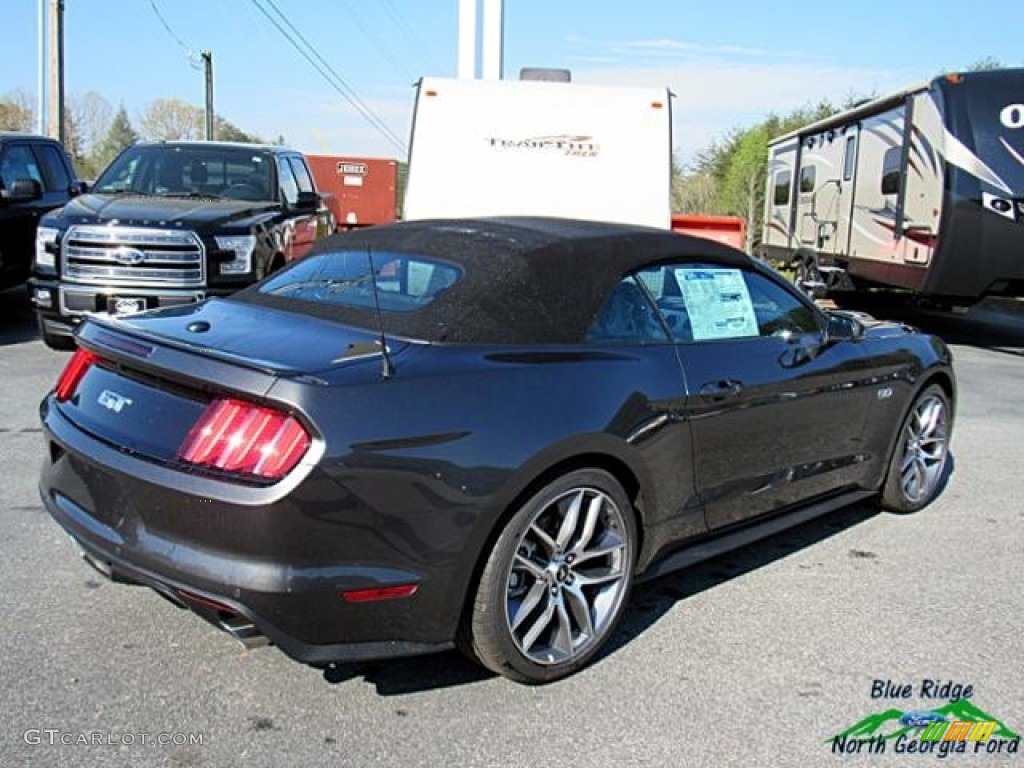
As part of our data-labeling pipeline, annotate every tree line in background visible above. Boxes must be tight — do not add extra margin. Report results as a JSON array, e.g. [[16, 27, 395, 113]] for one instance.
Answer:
[[1, 57, 1009, 223], [0, 89, 279, 180], [671, 98, 855, 251], [670, 56, 1009, 252]]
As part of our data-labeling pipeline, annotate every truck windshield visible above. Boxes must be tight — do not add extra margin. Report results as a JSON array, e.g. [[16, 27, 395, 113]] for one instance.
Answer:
[[92, 145, 277, 201], [948, 72, 1024, 195]]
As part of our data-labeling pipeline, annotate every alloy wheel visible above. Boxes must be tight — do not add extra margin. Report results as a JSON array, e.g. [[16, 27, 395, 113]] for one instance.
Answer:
[[503, 486, 630, 666], [898, 393, 949, 504]]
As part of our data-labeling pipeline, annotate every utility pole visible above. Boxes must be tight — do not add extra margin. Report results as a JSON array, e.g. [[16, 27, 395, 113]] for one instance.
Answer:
[[46, 0, 64, 143], [481, 0, 504, 80], [37, 0, 46, 134], [457, 0, 476, 79], [201, 51, 214, 140]]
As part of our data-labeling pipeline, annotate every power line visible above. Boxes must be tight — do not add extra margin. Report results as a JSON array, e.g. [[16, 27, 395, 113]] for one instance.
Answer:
[[333, 0, 418, 83], [147, 0, 202, 69], [250, 0, 407, 155], [380, 0, 444, 74]]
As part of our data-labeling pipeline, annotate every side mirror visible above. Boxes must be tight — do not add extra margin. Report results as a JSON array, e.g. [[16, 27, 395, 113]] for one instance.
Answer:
[[71, 180, 89, 196], [826, 311, 864, 343], [293, 190, 320, 210], [5, 177, 43, 202]]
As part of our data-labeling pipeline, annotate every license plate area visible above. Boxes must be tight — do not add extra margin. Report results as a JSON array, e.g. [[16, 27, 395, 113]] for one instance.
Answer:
[[108, 296, 148, 315]]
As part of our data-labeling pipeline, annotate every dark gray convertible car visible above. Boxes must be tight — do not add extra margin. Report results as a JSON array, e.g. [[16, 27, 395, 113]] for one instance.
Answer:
[[39, 217, 954, 683]]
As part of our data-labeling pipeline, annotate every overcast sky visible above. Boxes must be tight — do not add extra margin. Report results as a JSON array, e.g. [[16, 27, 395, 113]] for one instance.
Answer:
[[2, 0, 1021, 164]]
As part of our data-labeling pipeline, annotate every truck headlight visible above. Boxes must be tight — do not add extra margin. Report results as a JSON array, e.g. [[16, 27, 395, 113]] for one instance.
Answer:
[[215, 234, 256, 275], [35, 226, 60, 269]]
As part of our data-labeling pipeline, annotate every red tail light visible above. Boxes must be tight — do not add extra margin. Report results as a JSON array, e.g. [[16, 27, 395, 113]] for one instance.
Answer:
[[55, 348, 100, 402], [341, 584, 419, 603], [177, 398, 311, 480]]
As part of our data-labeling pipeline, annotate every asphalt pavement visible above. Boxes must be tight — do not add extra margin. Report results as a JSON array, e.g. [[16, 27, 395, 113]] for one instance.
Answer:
[[1, 287, 1021, 767]]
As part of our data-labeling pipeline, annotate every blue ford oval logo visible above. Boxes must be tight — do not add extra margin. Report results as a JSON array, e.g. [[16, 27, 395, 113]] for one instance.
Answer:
[[113, 247, 146, 266]]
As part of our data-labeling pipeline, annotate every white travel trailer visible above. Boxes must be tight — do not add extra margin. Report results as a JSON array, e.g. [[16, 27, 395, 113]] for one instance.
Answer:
[[403, 75, 674, 229], [760, 68, 1024, 303]]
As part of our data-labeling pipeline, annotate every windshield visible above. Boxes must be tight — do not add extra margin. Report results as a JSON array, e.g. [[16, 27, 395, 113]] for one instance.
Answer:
[[92, 144, 277, 201], [256, 250, 462, 313]]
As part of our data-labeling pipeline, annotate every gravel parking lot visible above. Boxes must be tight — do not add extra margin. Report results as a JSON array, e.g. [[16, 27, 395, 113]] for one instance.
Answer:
[[2, 288, 1022, 768]]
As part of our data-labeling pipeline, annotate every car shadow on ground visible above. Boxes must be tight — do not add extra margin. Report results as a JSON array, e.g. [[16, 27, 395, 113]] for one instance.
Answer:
[[0, 286, 40, 347], [321, 467, 964, 696]]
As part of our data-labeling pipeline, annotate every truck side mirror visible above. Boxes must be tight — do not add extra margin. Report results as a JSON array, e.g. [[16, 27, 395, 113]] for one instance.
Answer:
[[6, 178, 43, 202], [293, 190, 319, 210]]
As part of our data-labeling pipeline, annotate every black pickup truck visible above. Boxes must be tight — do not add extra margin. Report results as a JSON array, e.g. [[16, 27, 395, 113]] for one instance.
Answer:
[[0, 132, 85, 292], [30, 141, 334, 349]]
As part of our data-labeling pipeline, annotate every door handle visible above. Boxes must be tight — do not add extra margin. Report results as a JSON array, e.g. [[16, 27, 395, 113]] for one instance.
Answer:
[[699, 379, 744, 399]]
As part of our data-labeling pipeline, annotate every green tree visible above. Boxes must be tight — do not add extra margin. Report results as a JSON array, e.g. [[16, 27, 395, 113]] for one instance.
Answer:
[[966, 56, 1002, 71], [92, 105, 139, 174], [678, 98, 861, 250], [215, 117, 263, 143]]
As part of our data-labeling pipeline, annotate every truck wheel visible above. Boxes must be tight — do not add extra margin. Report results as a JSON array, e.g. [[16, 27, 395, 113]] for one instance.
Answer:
[[881, 384, 952, 513], [464, 469, 637, 684], [37, 317, 76, 351]]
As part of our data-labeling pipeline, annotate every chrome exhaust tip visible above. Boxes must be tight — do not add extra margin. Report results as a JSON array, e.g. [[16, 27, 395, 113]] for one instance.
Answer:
[[219, 615, 270, 649]]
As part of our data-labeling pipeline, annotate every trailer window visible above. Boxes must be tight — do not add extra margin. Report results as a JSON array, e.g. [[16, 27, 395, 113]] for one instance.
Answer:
[[773, 171, 791, 206], [799, 166, 816, 194], [881, 147, 901, 195], [843, 136, 856, 181]]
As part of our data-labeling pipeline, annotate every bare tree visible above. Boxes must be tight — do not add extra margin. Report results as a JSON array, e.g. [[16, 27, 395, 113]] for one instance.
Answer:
[[70, 91, 113, 155], [673, 169, 718, 215], [0, 89, 35, 132], [139, 98, 204, 141]]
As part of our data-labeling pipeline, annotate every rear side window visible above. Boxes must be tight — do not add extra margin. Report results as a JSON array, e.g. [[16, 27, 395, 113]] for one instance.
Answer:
[[278, 158, 299, 205], [843, 135, 857, 181], [36, 144, 71, 191], [288, 157, 315, 194], [881, 147, 902, 195], [773, 171, 791, 206], [257, 250, 462, 312], [799, 165, 816, 194]]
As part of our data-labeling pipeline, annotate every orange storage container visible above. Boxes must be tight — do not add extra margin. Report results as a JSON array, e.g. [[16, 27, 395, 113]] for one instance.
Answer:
[[306, 155, 399, 230], [670, 214, 746, 251]]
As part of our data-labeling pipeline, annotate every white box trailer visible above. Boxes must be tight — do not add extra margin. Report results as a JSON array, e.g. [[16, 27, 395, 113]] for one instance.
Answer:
[[403, 76, 673, 229], [760, 68, 1024, 303]]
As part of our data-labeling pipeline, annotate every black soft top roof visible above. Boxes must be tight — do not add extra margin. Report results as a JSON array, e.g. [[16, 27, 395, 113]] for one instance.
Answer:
[[234, 216, 753, 344]]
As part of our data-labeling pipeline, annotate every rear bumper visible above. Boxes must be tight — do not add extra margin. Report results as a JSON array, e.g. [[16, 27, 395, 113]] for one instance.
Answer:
[[38, 397, 462, 665], [62, 524, 451, 665]]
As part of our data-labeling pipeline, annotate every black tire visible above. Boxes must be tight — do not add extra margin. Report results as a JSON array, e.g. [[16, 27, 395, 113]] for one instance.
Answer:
[[881, 384, 952, 513], [465, 469, 637, 684]]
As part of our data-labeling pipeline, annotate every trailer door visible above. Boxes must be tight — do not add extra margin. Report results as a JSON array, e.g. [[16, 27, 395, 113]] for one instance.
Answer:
[[835, 126, 860, 255]]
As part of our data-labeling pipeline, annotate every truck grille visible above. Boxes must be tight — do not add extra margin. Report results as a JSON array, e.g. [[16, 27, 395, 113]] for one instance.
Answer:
[[62, 226, 205, 287]]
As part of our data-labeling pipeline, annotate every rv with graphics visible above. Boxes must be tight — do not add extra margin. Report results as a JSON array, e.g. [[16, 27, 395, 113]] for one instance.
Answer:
[[760, 68, 1024, 303]]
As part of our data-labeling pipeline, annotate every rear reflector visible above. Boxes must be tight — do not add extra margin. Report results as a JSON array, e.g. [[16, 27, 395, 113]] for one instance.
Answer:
[[341, 584, 419, 603], [177, 398, 311, 480], [55, 348, 100, 402]]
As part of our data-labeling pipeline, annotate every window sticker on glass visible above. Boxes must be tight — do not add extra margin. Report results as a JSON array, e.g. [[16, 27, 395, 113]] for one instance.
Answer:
[[675, 268, 758, 340]]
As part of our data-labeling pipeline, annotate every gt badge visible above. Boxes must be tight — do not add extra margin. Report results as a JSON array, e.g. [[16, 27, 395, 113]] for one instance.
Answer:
[[98, 389, 133, 413]]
